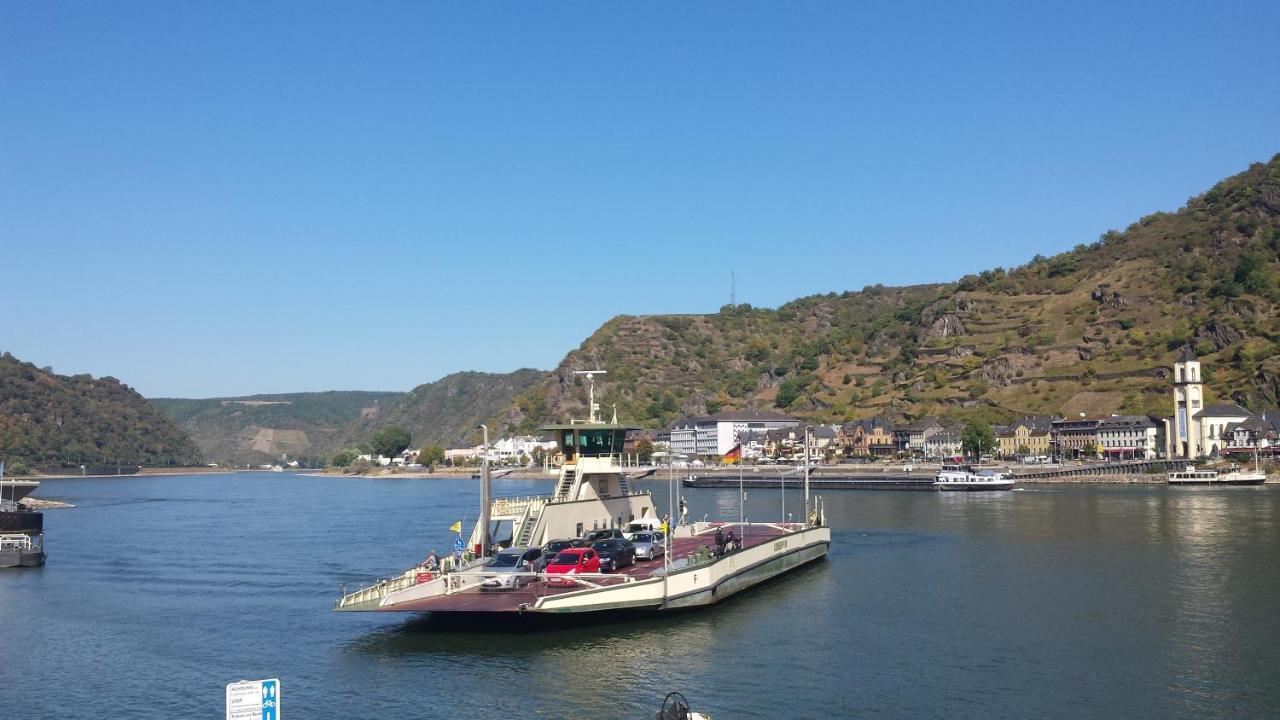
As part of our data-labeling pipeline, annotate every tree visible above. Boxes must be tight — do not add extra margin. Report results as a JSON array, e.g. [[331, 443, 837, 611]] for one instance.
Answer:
[[419, 443, 445, 472], [370, 426, 412, 458], [961, 420, 996, 461], [330, 450, 356, 468], [636, 438, 655, 464], [530, 446, 546, 466]]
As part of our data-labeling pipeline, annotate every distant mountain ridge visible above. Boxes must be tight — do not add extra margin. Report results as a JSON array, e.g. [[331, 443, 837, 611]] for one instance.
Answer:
[[151, 391, 403, 466], [152, 369, 548, 464], [492, 154, 1280, 433], [0, 352, 200, 468], [327, 369, 548, 452]]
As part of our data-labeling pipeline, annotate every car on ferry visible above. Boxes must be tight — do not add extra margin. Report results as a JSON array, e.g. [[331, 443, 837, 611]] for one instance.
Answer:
[[479, 547, 542, 591], [544, 547, 600, 584], [592, 538, 636, 571], [536, 538, 584, 571], [623, 518, 662, 540], [630, 532, 664, 561], [582, 528, 625, 544]]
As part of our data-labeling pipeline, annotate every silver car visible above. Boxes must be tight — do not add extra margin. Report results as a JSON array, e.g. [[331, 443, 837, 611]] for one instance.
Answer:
[[631, 532, 665, 561], [479, 547, 541, 591]]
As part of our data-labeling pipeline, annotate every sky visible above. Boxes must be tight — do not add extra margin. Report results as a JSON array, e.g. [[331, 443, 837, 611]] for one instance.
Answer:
[[2, 2, 1278, 398]]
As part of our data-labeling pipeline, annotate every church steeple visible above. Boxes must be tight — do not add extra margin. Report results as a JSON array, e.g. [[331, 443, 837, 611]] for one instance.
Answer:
[[1172, 346, 1203, 458]]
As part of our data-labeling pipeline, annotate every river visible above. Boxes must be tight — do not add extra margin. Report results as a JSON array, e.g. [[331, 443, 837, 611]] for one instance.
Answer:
[[2, 472, 1277, 718]]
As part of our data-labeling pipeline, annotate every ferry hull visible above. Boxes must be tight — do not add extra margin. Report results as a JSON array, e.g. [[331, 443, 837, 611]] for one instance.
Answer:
[[936, 483, 1015, 491]]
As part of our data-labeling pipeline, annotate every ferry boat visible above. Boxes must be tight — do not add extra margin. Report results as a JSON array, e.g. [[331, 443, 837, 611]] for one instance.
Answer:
[[334, 375, 831, 617], [1167, 464, 1266, 485], [934, 464, 1015, 491]]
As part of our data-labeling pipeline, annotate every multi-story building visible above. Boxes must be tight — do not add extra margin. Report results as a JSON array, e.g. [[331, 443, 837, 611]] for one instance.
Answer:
[[923, 422, 963, 460], [668, 410, 798, 458], [1095, 415, 1165, 460], [1224, 411, 1280, 456], [1052, 416, 1106, 459], [997, 416, 1056, 458], [840, 418, 896, 458]]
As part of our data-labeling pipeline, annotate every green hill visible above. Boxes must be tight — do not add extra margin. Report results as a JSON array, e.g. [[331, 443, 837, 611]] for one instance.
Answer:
[[150, 391, 403, 466], [0, 353, 201, 469], [329, 369, 547, 454], [494, 154, 1280, 433]]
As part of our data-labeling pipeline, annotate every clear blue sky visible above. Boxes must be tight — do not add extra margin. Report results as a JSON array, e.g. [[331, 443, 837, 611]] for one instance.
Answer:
[[3, 2, 1278, 398]]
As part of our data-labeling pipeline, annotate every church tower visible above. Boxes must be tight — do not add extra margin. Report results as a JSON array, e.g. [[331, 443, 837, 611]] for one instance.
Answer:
[[1172, 345, 1203, 458]]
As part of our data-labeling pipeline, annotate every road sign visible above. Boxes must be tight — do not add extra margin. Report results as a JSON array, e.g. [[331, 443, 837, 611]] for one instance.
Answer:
[[226, 678, 280, 720]]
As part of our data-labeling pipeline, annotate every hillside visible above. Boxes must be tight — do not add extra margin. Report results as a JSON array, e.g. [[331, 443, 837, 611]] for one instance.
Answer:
[[0, 353, 201, 469], [494, 154, 1280, 433], [330, 369, 547, 452], [151, 391, 403, 466]]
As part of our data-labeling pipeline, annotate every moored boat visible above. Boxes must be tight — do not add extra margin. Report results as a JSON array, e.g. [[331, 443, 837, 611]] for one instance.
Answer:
[[934, 464, 1015, 491], [335, 374, 831, 617], [1167, 464, 1266, 485]]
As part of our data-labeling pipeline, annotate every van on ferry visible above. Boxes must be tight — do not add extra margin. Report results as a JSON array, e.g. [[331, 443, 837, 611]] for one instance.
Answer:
[[624, 517, 662, 540]]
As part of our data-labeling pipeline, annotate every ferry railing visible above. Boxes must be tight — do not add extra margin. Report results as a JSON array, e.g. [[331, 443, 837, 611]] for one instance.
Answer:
[[488, 494, 550, 518], [439, 569, 640, 597]]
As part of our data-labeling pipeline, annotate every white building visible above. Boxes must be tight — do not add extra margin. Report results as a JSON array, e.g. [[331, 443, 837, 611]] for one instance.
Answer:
[[1096, 415, 1163, 459], [491, 435, 557, 462], [670, 410, 799, 458]]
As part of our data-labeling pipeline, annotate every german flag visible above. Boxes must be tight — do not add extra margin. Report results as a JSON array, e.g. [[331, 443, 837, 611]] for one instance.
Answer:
[[723, 444, 742, 465]]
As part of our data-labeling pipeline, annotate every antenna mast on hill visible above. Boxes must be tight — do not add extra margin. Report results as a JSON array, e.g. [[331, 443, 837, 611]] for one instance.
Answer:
[[574, 370, 608, 423], [731, 269, 736, 307]]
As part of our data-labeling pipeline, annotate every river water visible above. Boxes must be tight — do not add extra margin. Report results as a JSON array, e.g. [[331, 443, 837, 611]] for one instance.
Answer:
[[2, 472, 1277, 719]]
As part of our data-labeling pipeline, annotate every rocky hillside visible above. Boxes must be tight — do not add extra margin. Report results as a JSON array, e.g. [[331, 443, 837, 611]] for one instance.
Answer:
[[494, 154, 1280, 433], [151, 391, 403, 466], [0, 353, 201, 468], [329, 369, 547, 452]]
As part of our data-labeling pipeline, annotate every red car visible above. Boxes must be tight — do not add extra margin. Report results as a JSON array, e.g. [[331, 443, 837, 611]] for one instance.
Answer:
[[543, 547, 600, 584]]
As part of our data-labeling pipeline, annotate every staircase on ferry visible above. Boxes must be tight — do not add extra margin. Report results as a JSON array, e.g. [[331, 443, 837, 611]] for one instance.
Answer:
[[515, 507, 541, 547], [555, 468, 576, 498]]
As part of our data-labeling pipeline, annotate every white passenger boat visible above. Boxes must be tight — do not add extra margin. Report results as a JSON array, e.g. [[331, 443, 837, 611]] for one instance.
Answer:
[[1167, 464, 1266, 485], [334, 376, 830, 617], [934, 464, 1015, 491]]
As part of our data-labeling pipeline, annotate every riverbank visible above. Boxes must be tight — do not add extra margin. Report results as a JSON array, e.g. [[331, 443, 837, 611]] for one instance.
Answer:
[[18, 467, 237, 481]]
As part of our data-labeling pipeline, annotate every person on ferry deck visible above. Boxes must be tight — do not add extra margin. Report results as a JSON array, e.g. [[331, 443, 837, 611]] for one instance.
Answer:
[[725, 530, 736, 553], [423, 550, 440, 571], [678, 497, 688, 526], [714, 526, 725, 550]]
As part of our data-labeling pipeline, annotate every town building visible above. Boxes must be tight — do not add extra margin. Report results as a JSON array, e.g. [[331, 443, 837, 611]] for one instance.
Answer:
[[922, 422, 963, 460], [668, 410, 799, 458], [996, 416, 1055, 459], [840, 418, 895, 458], [1192, 404, 1253, 458], [1223, 410, 1280, 456], [1052, 416, 1106, 460], [1095, 415, 1165, 460]]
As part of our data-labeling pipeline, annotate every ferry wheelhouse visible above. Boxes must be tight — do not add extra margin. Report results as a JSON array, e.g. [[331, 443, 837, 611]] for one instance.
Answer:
[[335, 378, 831, 617]]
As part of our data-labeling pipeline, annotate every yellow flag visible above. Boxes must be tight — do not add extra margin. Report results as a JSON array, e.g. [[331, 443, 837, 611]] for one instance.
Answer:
[[449, 521, 462, 533]]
